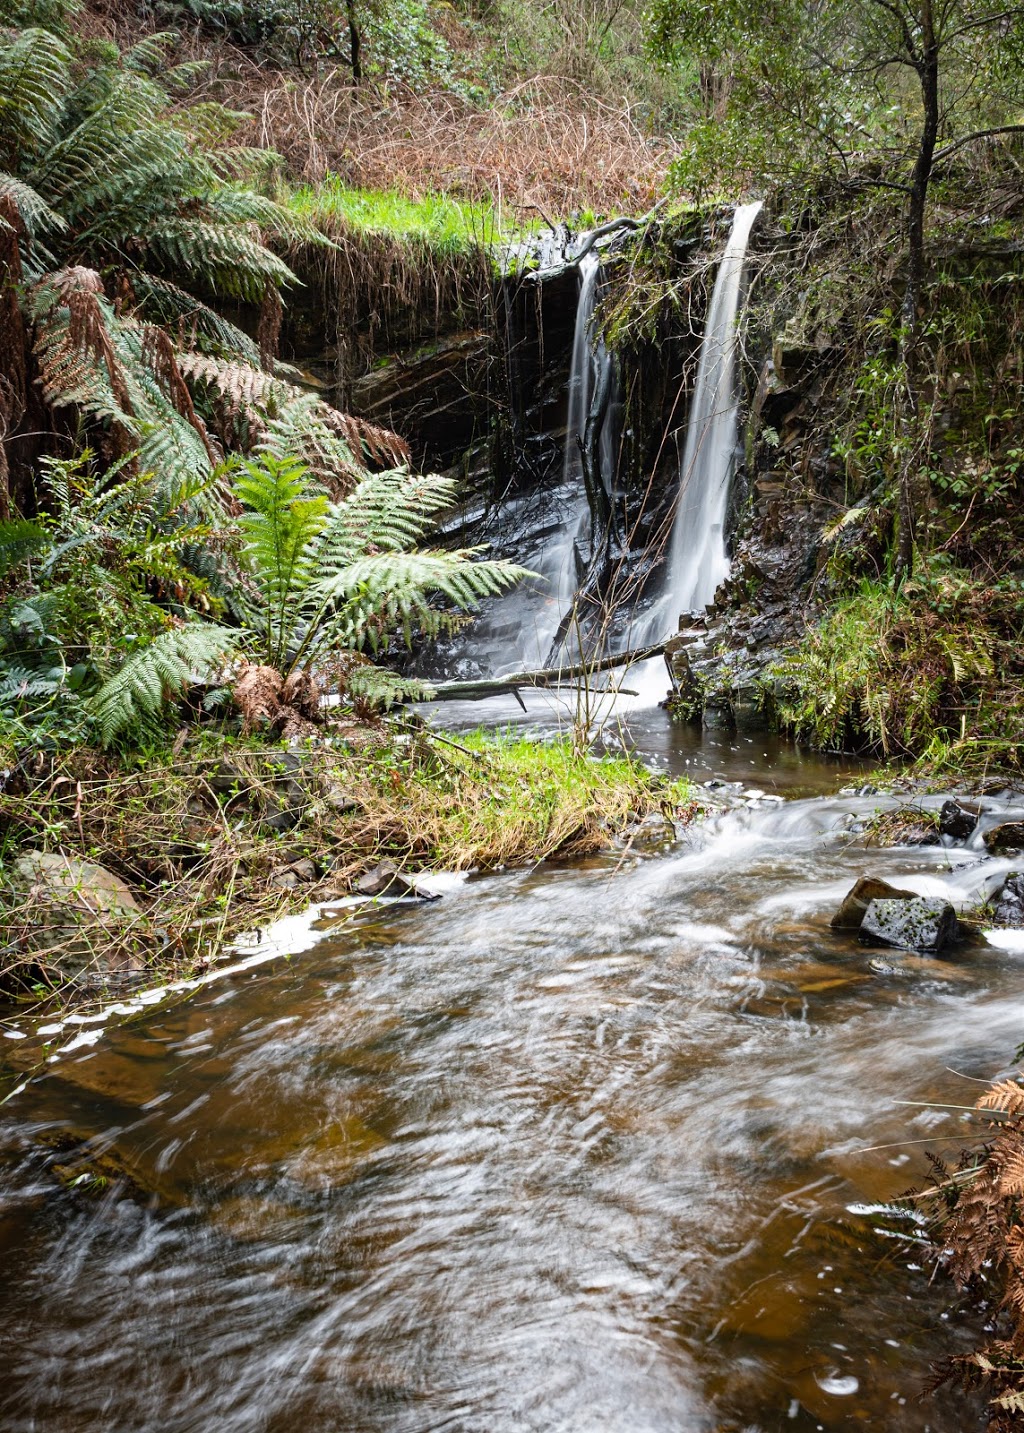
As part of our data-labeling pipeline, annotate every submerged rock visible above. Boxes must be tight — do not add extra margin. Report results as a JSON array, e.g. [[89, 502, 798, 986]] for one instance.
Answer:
[[830, 875, 916, 931], [860, 897, 959, 954]]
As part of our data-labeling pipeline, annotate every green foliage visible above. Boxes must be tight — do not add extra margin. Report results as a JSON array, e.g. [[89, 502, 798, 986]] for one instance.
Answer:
[[231, 447, 528, 688], [0, 25, 310, 302], [157, 0, 454, 87], [646, 0, 1024, 201], [91, 622, 236, 745], [771, 565, 1015, 756], [288, 180, 510, 255], [0, 453, 228, 745]]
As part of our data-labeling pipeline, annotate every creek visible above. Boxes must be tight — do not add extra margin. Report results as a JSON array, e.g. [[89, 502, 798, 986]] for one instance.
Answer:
[[0, 208, 1016, 1432], [2, 719, 1022, 1430]]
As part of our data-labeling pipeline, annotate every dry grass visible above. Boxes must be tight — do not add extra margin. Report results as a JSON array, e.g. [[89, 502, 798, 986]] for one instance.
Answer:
[[184, 37, 669, 218], [0, 724, 697, 1003]]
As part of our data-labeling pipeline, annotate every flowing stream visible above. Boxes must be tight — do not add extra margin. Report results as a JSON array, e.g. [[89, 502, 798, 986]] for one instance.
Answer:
[[1, 206, 1016, 1430], [2, 728, 1023, 1431]]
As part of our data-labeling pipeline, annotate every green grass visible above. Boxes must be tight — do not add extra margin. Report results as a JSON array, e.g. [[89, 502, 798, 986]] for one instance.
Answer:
[[288, 179, 521, 254]]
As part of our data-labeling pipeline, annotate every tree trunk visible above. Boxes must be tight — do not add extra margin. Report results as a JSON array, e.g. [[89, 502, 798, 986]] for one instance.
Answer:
[[347, 1, 362, 84], [894, 0, 939, 585]]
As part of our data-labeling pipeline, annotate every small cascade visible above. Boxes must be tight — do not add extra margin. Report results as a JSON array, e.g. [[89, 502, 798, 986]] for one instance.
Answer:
[[542, 252, 618, 663], [533, 252, 602, 651], [424, 241, 616, 679], [638, 201, 763, 645]]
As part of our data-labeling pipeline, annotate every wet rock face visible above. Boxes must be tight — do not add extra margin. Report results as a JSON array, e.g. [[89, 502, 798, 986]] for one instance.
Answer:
[[859, 897, 959, 954], [830, 876, 917, 931], [939, 799, 978, 841], [993, 872, 1024, 927]]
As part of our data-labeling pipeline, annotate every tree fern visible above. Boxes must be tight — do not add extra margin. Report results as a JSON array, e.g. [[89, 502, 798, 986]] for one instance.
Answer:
[[90, 621, 237, 743], [234, 453, 329, 670]]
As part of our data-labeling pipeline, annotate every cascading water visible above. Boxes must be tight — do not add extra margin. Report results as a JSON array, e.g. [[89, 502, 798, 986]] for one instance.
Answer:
[[425, 243, 615, 679], [638, 200, 763, 647], [535, 251, 603, 652]]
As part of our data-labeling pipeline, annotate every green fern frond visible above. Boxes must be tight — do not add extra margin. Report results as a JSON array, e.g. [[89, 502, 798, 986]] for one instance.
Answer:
[[146, 218, 295, 301], [320, 550, 529, 650], [0, 661, 64, 701], [130, 273, 261, 366], [0, 170, 63, 236], [90, 621, 237, 743], [0, 26, 70, 165], [345, 664, 436, 710], [0, 517, 47, 575]]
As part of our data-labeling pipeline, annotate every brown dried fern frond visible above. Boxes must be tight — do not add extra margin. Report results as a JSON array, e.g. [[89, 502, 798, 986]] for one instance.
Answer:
[[141, 325, 221, 466], [979, 1079, 1024, 1116]]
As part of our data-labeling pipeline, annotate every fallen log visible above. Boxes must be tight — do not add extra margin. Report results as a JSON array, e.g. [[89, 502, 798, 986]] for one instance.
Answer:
[[418, 641, 668, 706]]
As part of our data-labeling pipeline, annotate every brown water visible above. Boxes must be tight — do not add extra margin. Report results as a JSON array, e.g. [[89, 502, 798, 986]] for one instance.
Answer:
[[2, 736, 1022, 1432]]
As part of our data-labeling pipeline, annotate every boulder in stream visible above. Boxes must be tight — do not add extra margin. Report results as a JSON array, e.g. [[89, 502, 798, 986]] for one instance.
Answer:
[[992, 872, 1024, 927], [859, 897, 959, 954], [830, 875, 916, 931], [939, 799, 978, 841], [983, 821, 1024, 853]]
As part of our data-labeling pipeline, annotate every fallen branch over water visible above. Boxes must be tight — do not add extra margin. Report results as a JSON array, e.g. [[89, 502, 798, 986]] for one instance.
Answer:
[[419, 641, 668, 705]]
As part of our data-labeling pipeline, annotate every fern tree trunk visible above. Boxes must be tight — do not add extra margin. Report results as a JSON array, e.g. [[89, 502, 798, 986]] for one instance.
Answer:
[[0, 197, 36, 519]]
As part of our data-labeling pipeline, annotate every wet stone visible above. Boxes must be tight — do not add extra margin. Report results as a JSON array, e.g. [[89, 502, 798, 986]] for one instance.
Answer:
[[992, 872, 1024, 927], [983, 821, 1024, 853], [939, 798, 978, 841], [830, 876, 916, 932], [355, 861, 439, 901], [859, 897, 958, 954]]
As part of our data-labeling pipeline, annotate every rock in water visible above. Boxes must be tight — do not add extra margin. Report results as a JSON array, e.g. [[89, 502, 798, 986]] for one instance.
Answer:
[[355, 861, 440, 901], [993, 872, 1024, 927], [831, 876, 917, 931], [983, 821, 1024, 853], [860, 897, 958, 954], [939, 799, 978, 841]]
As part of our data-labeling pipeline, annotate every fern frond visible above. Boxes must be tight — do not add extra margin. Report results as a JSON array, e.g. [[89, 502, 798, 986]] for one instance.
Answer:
[[0, 660, 64, 701], [234, 453, 329, 668], [146, 218, 295, 302], [345, 663, 436, 710], [0, 169, 63, 237], [319, 549, 529, 650], [90, 621, 237, 743], [130, 273, 261, 366], [0, 517, 47, 575], [0, 26, 70, 165], [979, 1080, 1024, 1116]]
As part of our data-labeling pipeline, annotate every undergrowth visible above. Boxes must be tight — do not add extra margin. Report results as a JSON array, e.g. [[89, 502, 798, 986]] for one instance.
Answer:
[[772, 566, 1024, 768], [902, 1071, 1024, 1429], [0, 724, 697, 1004]]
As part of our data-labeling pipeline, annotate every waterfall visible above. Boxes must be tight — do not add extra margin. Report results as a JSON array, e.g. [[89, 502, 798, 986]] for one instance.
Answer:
[[422, 241, 614, 679], [543, 251, 602, 631], [640, 201, 763, 644]]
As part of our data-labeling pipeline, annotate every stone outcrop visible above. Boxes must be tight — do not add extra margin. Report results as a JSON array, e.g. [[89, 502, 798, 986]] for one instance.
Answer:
[[859, 897, 959, 954]]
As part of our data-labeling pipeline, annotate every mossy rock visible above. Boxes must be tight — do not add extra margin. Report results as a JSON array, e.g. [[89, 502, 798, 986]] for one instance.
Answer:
[[3, 851, 148, 990]]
